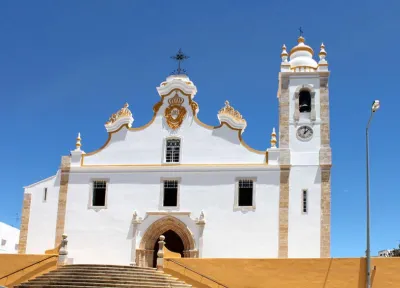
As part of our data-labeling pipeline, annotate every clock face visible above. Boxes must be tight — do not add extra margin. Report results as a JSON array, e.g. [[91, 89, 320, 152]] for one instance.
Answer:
[[297, 125, 313, 141]]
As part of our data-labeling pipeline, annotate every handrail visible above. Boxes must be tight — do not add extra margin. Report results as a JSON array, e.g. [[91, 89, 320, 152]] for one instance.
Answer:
[[0, 255, 58, 281], [165, 258, 228, 288]]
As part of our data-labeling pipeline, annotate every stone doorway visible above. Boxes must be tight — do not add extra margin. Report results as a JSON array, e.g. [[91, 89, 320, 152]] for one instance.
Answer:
[[152, 230, 184, 267], [136, 216, 198, 267]]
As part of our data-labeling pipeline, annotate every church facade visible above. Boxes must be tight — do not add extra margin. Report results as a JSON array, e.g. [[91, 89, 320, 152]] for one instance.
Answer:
[[18, 36, 331, 267]]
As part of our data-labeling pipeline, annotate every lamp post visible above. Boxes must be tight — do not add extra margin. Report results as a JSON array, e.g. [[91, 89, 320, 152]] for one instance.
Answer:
[[366, 100, 380, 288]]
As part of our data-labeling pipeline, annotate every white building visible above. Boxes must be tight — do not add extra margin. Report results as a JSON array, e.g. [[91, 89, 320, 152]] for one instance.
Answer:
[[19, 36, 332, 267], [378, 249, 394, 257], [0, 222, 20, 254]]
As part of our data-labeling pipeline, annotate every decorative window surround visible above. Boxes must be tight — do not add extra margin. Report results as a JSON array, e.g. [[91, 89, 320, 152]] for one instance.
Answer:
[[234, 177, 257, 212], [163, 137, 182, 164], [88, 179, 109, 211], [294, 85, 316, 122], [159, 178, 181, 211]]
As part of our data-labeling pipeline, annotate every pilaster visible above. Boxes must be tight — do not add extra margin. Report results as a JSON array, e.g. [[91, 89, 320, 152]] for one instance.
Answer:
[[18, 193, 31, 254], [55, 156, 71, 246]]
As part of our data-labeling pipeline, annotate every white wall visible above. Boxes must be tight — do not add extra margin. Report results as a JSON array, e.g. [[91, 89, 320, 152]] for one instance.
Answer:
[[0, 222, 20, 254], [25, 174, 59, 254], [64, 169, 280, 264]]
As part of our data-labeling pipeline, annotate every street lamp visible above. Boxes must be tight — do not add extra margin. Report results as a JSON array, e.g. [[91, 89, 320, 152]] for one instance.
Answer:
[[366, 100, 380, 288]]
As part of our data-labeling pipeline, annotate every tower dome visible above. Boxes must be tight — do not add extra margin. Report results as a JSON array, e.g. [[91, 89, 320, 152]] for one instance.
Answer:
[[289, 36, 318, 72]]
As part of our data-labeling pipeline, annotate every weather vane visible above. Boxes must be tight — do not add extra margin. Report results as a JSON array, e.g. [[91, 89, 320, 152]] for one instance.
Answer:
[[171, 48, 190, 75], [299, 27, 304, 37]]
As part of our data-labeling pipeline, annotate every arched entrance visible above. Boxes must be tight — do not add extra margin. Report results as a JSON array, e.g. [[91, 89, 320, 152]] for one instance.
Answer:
[[136, 216, 198, 267], [152, 230, 184, 267]]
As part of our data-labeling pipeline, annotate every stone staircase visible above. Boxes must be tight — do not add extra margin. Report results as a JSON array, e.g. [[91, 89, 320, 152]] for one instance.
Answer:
[[15, 264, 192, 288]]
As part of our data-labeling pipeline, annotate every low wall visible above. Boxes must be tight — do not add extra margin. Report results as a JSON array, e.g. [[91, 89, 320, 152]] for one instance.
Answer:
[[164, 257, 400, 288], [0, 254, 58, 287]]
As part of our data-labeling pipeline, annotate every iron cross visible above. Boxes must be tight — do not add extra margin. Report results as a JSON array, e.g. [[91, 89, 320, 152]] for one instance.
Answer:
[[299, 27, 304, 37], [171, 48, 190, 75]]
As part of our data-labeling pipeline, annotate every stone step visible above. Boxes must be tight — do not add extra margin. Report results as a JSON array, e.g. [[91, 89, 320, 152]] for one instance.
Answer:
[[27, 276, 186, 285], [25, 279, 190, 287], [17, 284, 191, 288], [43, 269, 170, 277], [30, 274, 181, 282], [62, 264, 156, 271]]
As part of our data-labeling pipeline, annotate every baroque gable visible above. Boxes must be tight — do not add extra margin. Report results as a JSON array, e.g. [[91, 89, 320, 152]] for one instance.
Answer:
[[71, 74, 275, 167]]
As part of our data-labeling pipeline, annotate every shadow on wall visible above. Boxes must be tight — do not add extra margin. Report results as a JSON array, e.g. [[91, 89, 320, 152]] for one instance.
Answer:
[[0, 254, 58, 288], [164, 257, 400, 288]]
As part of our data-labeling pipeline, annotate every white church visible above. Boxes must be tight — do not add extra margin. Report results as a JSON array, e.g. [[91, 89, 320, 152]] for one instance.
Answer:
[[18, 35, 332, 267]]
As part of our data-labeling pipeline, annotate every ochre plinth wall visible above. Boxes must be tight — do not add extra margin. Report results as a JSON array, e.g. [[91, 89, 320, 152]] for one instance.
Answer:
[[0, 254, 58, 288], [165, 258, 400, 288]]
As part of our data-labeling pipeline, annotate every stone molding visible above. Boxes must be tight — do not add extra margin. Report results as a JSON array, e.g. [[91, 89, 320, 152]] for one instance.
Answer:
[[55, 156, 71, 246], [18, 193, 32, 254], [278, 167, 290, 258], [137, 216, 198, 267]]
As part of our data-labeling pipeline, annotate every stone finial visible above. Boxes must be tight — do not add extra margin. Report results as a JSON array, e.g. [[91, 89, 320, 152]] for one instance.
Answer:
[[319, 43, 327, 61], [105, 102, 134, 133], [217, 101, 247, 131], [156, 235, 165, 271], [281, 44, 288, 62], [132, 211, 142, 224], [75, 133, 81, 151], [270, 127, 277, 148], [57, 234, 68, 267]]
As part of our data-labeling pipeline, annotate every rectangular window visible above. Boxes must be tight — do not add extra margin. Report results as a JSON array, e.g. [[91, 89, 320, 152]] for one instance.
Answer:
[[302, 189, 308, 213], [165, 139, 181, 163], [163, 180, 178, 207], [1, 239, 6, 246], [43, 188, 48, 202], [238, 179, 254, 207], [92, 181, 107, 207], [15, 244, 19, 251]]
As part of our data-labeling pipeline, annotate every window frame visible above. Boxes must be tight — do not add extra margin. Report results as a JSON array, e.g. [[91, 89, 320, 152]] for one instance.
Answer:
[[301, 189, 308, 214], [88, 179, 109, 210], [163, 137, 182, 164], [159, 177, 181, 210], [234, 177, 257, 212]]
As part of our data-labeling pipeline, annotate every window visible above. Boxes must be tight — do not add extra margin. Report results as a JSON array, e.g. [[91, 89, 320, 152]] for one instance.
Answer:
[[92, 181, 107, 207], [43, 188, 48, 202], [15, 244, 19, 251], [163, 180, 178, 207], [299, 90, 311, 113], [165, 139, 181, 163], [1, 239, 6, 246], [302, 189, 308, 213], [238, 179, 254, 207]]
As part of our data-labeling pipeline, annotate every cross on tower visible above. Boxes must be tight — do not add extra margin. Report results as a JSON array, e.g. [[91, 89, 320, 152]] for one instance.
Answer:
[[171, 48, 190, 75], [299, 27, 304, 37]]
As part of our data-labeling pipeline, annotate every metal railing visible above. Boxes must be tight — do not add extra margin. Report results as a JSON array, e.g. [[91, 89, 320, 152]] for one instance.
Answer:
[[165, 258, 228, 288], [0, 255, 57, 283]]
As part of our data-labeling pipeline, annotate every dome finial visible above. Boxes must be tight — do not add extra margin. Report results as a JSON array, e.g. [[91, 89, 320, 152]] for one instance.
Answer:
[[298, 27, 305, 43]]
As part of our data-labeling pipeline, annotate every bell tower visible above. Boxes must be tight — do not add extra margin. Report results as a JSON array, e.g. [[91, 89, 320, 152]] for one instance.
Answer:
[[277, 35, 331, 258]]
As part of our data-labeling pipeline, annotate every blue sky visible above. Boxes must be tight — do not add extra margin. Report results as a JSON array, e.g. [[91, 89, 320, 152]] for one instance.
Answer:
[[0, 0, 398, 257]]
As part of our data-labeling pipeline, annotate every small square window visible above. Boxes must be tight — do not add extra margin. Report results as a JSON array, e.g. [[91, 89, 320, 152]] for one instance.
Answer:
[[1, 239, 6, 246], [92, 181, 107, 207], [238, 179, 254, 207], [302, 190, 308, 213], [165, 139, 181, 163], [163, 180, 178, 207]]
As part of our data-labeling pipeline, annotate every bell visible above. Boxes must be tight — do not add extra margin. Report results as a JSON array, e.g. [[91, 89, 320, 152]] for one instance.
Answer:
[[299, 103, 310, 113]]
